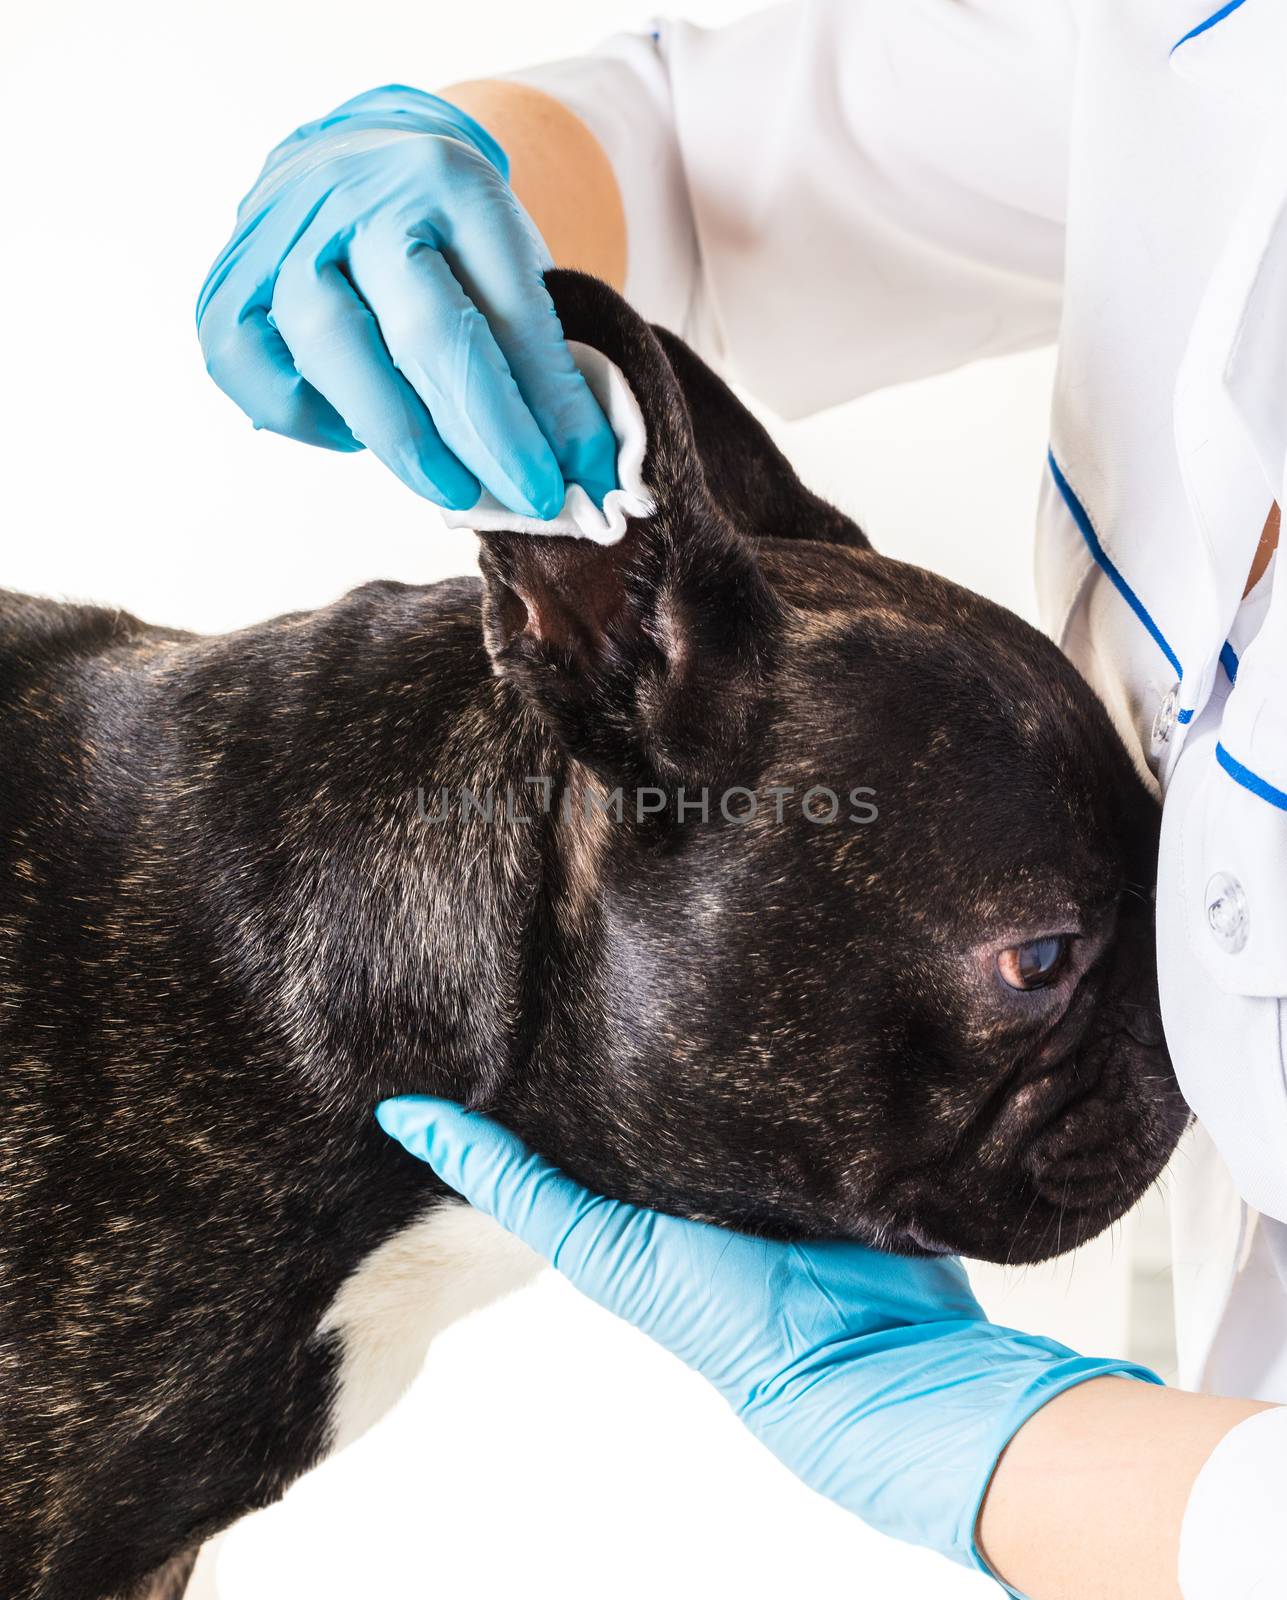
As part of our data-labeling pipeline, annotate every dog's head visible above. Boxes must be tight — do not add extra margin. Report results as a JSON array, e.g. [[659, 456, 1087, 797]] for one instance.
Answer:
[[476, 271, 1186, 1265]]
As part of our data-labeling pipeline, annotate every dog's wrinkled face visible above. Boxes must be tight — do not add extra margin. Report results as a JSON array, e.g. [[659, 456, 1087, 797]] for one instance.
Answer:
[[547, 539, 1186, 1264], [478, 272, 1187, 1265]]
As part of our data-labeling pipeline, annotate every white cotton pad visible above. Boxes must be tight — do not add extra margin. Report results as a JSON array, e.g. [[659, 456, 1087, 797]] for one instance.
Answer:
[[438, 341, 654, 545]]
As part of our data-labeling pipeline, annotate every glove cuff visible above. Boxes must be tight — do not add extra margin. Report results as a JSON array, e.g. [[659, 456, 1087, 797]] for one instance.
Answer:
[[964, 1354, 1163, 1598]]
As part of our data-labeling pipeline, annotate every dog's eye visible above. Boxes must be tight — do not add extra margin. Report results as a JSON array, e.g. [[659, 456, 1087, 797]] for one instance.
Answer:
[[998, 936, 1069, 991]]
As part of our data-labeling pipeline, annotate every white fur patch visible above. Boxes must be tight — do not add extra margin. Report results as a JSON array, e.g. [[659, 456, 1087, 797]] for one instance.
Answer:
[[316, 1202, 541, 1454]]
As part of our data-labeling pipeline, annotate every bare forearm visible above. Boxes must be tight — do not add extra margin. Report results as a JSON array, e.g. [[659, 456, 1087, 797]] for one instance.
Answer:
[[441, 80, 626, 289], [978, 1378, 1273, 1599]]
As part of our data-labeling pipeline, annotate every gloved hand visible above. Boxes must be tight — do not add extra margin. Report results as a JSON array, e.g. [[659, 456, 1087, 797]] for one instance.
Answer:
[[197, 85, 618, 516], [376, 1096, 1160, 1589]]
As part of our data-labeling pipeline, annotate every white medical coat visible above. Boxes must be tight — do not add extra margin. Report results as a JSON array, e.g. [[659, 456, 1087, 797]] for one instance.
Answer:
[[513, 1, 1287, 1589]]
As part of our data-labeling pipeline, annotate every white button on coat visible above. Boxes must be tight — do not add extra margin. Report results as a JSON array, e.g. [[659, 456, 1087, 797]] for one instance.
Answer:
[[1206, 873, 1249, 955], [1152, 683, 1181, 757]]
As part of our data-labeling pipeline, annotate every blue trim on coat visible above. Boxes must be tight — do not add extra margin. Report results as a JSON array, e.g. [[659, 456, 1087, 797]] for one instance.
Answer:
[[1172, 0, 1249, 53], [1045, 451, 1254, 755], [1216, 741, 1287, 810], [1046, 450, 1185, 679]]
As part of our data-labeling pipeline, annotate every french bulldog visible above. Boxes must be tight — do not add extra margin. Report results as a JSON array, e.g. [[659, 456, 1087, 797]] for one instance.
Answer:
[[0, 270, 1188, 1600]]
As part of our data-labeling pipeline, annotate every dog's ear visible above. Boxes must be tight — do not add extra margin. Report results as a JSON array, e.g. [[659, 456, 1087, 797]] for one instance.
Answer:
[[650, 325, 868, 550], [478, 270, 780, 788]]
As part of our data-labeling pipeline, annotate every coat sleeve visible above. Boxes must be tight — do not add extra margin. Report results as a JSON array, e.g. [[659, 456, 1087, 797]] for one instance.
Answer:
[[1179, 1406, 1287, 1596], [510, 0, 1077, 418]]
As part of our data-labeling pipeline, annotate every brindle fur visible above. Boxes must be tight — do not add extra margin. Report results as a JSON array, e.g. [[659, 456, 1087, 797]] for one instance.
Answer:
[[0, 272, 1187, 1599]]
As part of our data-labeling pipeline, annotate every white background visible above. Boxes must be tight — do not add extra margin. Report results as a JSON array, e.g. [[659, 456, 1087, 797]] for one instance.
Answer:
[[2, 3, 1169, 1597]]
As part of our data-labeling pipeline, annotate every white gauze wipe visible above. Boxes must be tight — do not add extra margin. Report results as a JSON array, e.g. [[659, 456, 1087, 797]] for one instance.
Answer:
[[438, 341, 653, 545]]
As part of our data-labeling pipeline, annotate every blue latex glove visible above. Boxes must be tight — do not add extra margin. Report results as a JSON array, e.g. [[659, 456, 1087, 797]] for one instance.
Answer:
[[377, 1096, 1160, 1589], [197, 85, 618, 516]]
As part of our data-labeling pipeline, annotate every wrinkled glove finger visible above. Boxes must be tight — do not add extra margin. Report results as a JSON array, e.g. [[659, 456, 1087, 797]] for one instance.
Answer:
[[348, 217, 566, 518], [198, 290, 360, 453], [374, 1097, 664, 1310], [270, 243, 480, 509], [431, 179, 619, 504]]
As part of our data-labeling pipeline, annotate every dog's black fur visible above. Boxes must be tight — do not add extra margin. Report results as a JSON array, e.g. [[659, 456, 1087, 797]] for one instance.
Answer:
[[0, 271, 1187, 1599]]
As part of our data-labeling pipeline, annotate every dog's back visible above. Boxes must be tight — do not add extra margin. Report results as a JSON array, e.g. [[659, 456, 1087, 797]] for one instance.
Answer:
[[0, 587, 525, 1600], [0, 594, 325, 1594]]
